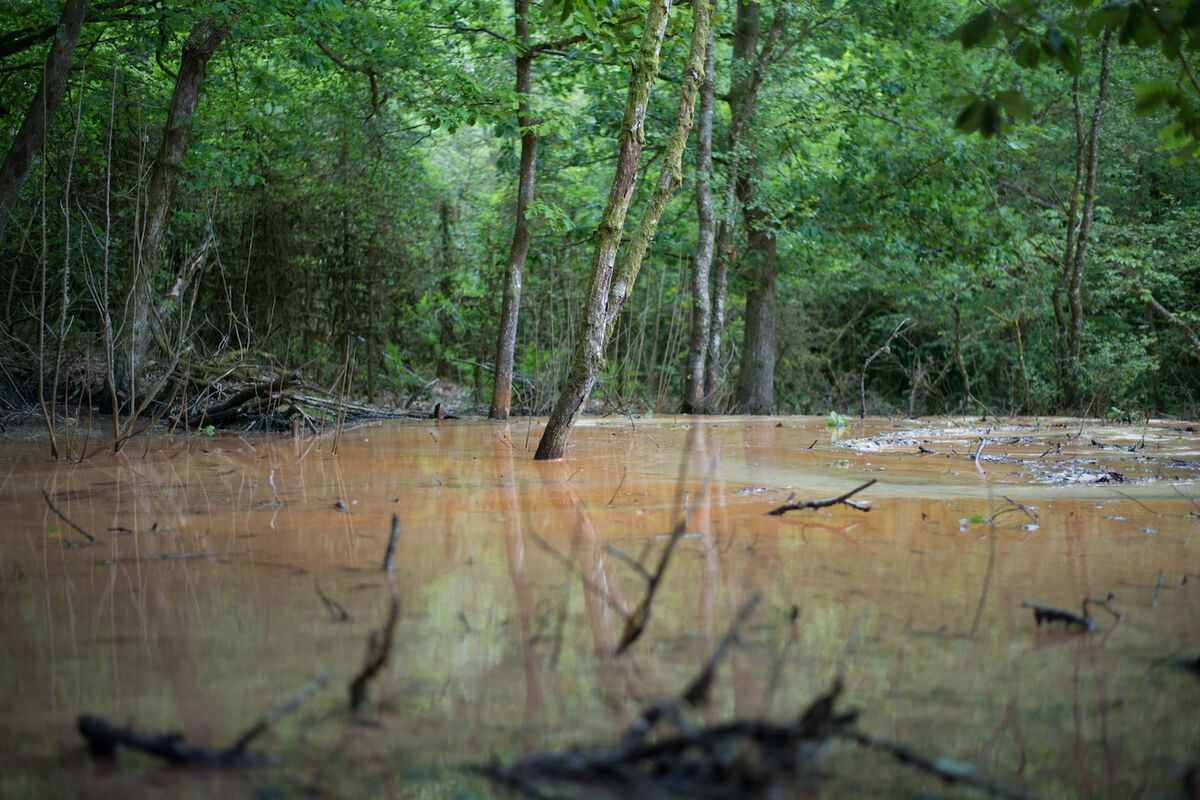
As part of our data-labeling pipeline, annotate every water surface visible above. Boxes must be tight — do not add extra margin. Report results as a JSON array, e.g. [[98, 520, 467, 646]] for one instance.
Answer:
[[1, 416, 1198, 798]]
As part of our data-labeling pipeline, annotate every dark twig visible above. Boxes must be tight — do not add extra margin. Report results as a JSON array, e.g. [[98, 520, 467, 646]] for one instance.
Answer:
[[383, 513, 400, 573], [1115, 490, 1162, 517], [617, 514, 689, 654], [315, 581, 350, 622], [1152, 570, 1165, 607], [231, 671, 333, 751], [1086, 593, 1123, 622], [606, 466, 628, 506], [349, 597, 401, 711], [841, 731, 1032, 800], [41, 489, 96, 543], [767, 479, 876, 516]]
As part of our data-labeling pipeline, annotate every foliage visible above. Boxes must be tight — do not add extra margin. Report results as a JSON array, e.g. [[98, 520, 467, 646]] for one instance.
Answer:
[[0, 0, 1198, 418]]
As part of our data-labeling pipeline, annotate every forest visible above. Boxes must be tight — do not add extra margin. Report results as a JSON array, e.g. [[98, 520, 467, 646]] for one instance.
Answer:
[[3, 0, 1200, 452]]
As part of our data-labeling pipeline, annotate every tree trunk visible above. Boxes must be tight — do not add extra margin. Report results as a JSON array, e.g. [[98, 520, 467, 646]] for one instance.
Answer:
[[734, 201, 776, 413], [704, 0, 785, 413], [533, 0, 687, 460], [1055, 33, 1111, 410], [116, 18, 226, 397], [682, 31, 716, 414], [0, 0, 90, 243], [728, 0, 785, 414], [489, 0, 538, 420]]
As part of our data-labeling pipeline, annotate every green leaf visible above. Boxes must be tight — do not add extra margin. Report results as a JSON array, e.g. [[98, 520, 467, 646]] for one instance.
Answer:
[[1014, 39, 1043, 68], [955, 99, 985, 133], [1058, 38, 1082, 73], [996, 90, 1034, 119], [951, 9, 998, 49], [1135, 80, 1176, 115]]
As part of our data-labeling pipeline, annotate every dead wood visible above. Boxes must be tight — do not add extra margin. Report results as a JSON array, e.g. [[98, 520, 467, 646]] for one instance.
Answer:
[[1022, 601, 1094, 632], [349, 596, 401, 711], [315, 580, 350, 622], [767, 479, 876, 516], [78, 715, 279, 766]]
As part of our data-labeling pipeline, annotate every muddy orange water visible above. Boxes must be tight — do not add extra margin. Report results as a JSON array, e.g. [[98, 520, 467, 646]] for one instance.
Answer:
[[2, 416, 1198, 799]]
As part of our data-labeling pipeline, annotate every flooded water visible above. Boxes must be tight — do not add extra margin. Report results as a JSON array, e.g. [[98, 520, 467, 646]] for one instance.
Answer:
[[1, 416, 1198, 799]]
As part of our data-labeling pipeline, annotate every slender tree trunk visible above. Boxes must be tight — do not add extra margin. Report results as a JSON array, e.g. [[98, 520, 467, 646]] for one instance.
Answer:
[[602, 0, 712, 344], [489, 0, 538, 420], [704, 220, 731, 406], [116, 18, 226, 397], [682, 32, 716, 414], [535, 0, 709, 460], [1055, 33, 1111, 410], [0, 0, 90, 244]]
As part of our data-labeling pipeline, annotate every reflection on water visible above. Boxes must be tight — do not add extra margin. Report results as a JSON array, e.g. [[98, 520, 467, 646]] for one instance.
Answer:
[[0, 416, 1198, 798]]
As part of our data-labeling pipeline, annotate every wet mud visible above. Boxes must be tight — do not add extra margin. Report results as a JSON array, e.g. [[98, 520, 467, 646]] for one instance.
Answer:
[[1, 416, 1198, 798]]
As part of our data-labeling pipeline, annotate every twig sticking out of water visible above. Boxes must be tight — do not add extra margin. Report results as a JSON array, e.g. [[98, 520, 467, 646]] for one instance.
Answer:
[[1153, 570, 1166, 607], [767, 479, 876, 516], [617, 514, 689, 655], [1085, 593, 1123, 622], [840, 731, 1032, 800], [41, 489, 96, 544], [231, 671, 333, 751], [383, 514, 400, 573], [315, 580, 350, 622], [349, 597, 401, 711], [992, 496, 1038, 525], [1114, 490, 1163, 517]]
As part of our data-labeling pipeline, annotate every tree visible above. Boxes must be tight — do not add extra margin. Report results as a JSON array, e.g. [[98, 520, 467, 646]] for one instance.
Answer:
[[115, 17, 227, 398], [0, 0, 89, 243], [535, 0, 712, 459], [682, 31, 716, 414], [727, 0, 787, 414]]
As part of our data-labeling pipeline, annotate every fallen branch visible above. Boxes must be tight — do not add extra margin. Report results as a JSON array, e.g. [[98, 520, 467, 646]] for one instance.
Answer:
[[349, 596, 401, 711], [41, 489, 96, 544], [1022, 601, 1094, 632], [78, 717, 277, 767], [767, 479, 877, 516]]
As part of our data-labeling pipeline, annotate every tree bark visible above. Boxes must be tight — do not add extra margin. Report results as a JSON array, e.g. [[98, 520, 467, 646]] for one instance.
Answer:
[[489, 0, 539, 420], [116, 18, 226, 397], [735, 201, 777, 413], [533, 0, 695, 460], [1054, 33, 1111, 409], [729, 0, 785, 414], [704, 0, 785, 414], [682, 31, 716, 414], [0, 0, 90, 244]]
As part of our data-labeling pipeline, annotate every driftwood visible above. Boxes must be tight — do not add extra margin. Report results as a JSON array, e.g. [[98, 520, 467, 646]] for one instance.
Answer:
[[1021, 594, 1123, 632], [767, 479, 876, 516], [78, 715, 279, 766], [79, 671, 331, 766]]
